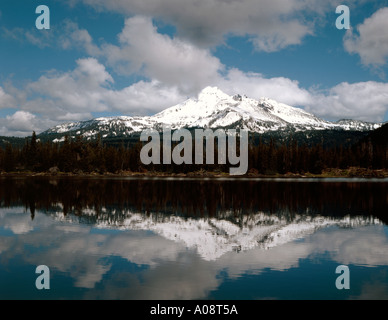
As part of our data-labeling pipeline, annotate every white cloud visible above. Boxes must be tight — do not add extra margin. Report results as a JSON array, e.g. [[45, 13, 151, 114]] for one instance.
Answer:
[[216, 68, 313, 107], [8, 0, 363, 54], [0, 86, 16, 109], [6, 111, 36, 131], [307, 81, 388, 122], [102, 16, 223, 94], [104, 80, 186, 115], [27, 58, 112, 114], [0, 58, 186, 133], [27, 57, 186, 116], [75, 0, 334, 52], [250, 19, 313, 52], [59, 20, 102, 56], [0, 111, 56, 137], [344, 7, 388, 67]]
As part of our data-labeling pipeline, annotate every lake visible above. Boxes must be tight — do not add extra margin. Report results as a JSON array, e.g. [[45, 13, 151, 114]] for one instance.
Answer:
[[0, 176, 387, 300]]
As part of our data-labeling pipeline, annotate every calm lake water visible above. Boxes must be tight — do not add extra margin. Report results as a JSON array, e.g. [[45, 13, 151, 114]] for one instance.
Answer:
[[0, 177, 387, 300]]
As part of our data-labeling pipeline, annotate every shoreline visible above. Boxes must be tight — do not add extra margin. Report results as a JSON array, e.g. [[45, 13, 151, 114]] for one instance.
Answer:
[[1, 167, 387, 179]]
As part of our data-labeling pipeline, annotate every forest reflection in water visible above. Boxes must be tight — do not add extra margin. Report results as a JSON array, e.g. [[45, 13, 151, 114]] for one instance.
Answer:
[[0, 177, 387, 224]]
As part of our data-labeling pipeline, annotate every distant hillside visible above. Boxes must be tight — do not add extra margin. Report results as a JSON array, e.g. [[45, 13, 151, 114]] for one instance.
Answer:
[[0, 136, 26, 149], [361, 122, 388, 146]]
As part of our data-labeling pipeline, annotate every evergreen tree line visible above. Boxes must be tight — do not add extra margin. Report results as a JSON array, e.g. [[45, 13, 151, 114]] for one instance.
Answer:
[[0, 131, 386, 174], [248, 137, 387, 174]]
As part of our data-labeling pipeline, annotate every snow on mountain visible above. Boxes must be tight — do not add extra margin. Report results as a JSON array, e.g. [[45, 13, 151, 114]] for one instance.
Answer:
[[41, 86, 383, 140], [50, 209, 382, 261], [335, 119, 382, 131], [154, 87, 335, 131]]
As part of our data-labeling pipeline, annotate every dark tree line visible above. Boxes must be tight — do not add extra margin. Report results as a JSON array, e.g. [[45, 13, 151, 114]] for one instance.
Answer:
[[248, 136, 388, 174], [0, 130, 386, 174], [0, 132, 143, 173]]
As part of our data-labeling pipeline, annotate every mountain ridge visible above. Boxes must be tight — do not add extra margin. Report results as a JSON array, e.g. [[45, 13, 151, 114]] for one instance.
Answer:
[[39, 86, 383, 142]]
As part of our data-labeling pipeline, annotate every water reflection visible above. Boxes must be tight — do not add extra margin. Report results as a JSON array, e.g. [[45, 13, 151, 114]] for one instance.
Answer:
[[0, 177, 387, 300], [1, 177, 388, 222]]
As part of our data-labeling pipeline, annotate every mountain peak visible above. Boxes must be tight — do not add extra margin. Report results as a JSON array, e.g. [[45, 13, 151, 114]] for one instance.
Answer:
[[199, 86, 225, 95], [198, 86, 231, 102]]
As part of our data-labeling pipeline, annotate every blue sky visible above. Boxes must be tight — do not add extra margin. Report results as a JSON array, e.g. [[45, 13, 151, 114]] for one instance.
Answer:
[[1, 0, 388, 136]]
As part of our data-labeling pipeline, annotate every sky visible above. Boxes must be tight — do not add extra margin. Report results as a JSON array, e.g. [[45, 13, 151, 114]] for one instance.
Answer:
[[1, 0, 388, 137]]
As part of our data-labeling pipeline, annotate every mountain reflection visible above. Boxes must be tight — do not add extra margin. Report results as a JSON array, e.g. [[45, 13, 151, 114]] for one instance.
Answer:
[[0, 177, 387, 223], [1, 177, 388, 299]]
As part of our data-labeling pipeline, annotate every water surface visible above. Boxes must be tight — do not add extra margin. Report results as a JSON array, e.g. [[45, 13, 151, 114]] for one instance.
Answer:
[[0, 177, 387, 300]]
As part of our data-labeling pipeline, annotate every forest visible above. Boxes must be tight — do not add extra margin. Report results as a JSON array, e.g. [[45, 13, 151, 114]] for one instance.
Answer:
[[0, 125, 387, 175]]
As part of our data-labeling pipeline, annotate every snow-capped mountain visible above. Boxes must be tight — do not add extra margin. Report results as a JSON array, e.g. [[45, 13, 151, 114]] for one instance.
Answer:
[[40, 86, 382, 141], [154, 86, 333, 131]]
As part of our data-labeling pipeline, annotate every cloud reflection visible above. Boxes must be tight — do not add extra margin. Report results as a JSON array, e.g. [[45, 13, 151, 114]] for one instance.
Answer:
[[1, 207, 387, 299]]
